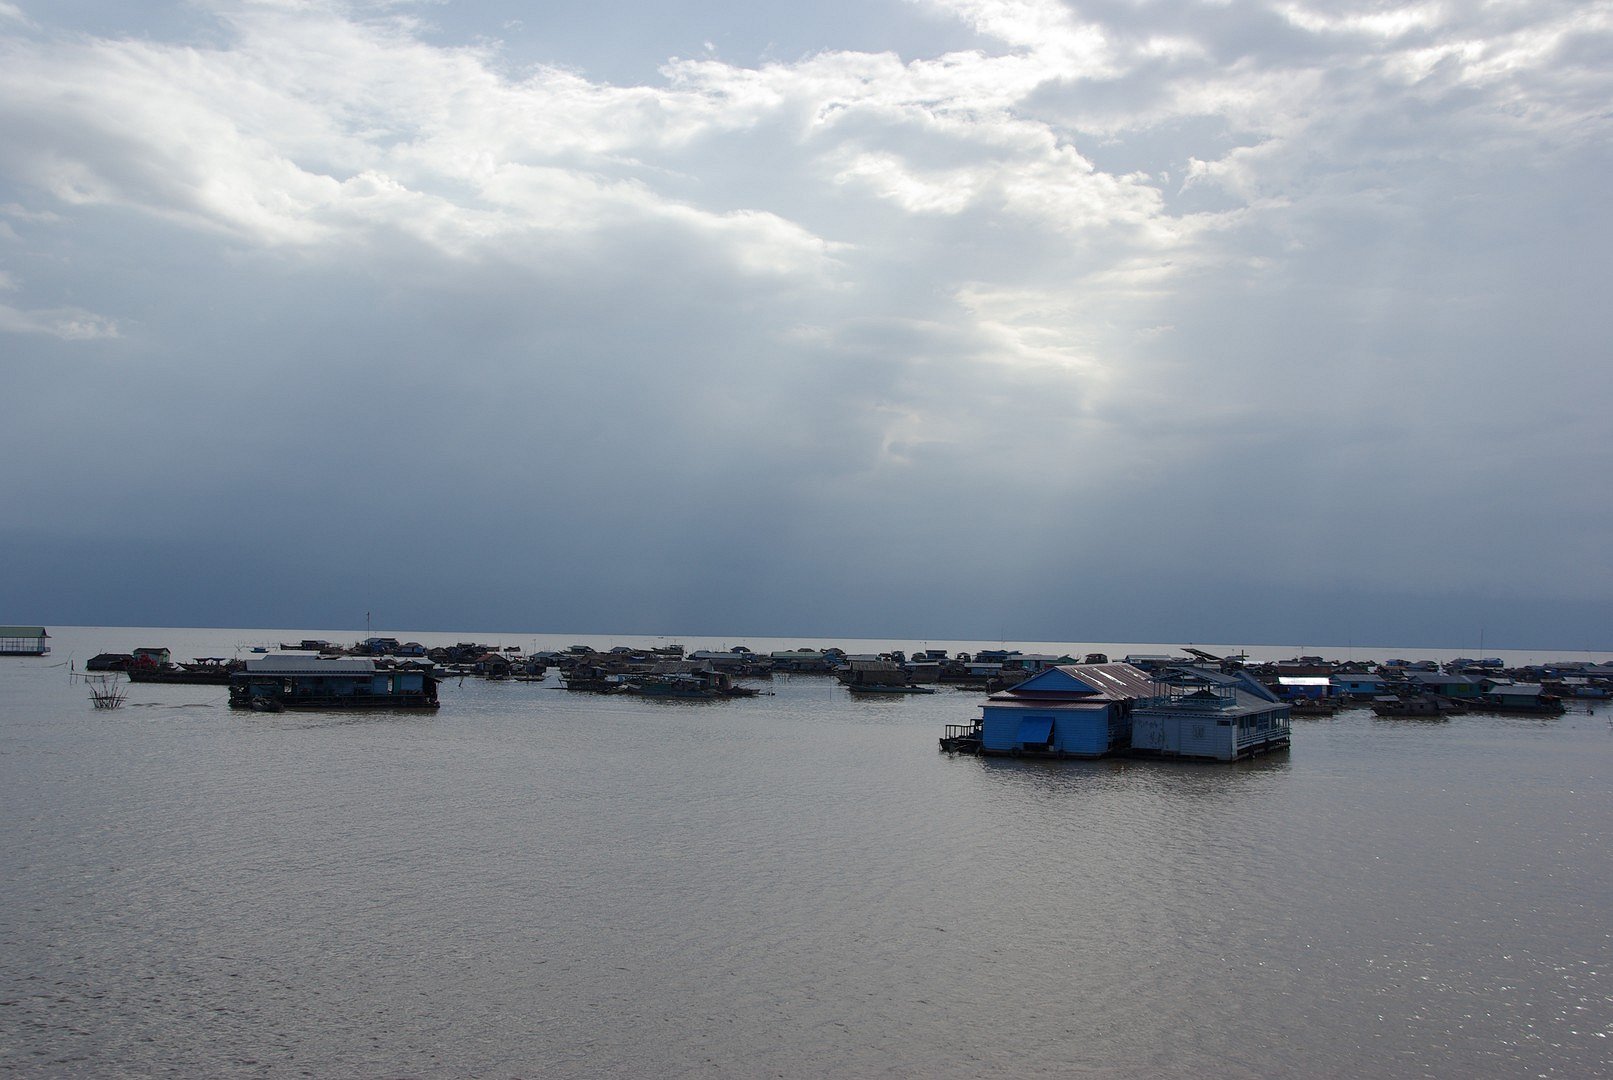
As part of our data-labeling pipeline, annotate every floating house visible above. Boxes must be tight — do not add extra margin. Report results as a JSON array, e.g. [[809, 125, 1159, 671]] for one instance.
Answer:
[[1401, 672, 1484, 698], [473, 651, 513, 679], [1331, 672, 1389, 700], [1475, 682, 1564, 714], [1276, 676, 1331, 700], [0, 626, 51, 656], [978, 663, 1157, 757], [228, 655, 439, 710], [86, 652, 134, 671], [130, 647, 172, 669], [769, 649, 835, 673], [1130, 669, 1292, 761]]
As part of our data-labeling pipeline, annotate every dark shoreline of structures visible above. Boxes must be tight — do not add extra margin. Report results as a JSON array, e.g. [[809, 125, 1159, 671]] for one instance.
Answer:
[[78, 637, 1612, 707]]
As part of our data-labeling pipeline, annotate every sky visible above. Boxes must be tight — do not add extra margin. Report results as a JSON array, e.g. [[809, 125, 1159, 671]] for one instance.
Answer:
[[1, 0, 1609, 650]]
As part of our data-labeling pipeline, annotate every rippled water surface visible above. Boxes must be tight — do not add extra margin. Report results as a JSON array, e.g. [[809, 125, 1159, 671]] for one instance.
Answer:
[[3, 629, 1611, 1077]]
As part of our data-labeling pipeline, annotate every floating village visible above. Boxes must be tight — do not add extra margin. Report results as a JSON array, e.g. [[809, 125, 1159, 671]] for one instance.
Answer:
[[6, 623, 1604, 764]]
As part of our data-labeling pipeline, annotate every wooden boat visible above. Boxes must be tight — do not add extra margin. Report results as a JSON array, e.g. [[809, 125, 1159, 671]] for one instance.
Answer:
[[847, 682, 935, 695], [1370, 694, 1463, 718], [623, 671, 759, 698], [127, 658, 242, 685]]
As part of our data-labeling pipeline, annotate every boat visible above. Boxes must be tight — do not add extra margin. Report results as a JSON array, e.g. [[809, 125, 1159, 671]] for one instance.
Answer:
[[126, 657, 242, 685], [838, 659, 934, 694], [847, 682, 936, 695], [560, 666, 628, 693], [623, 670, 760, 699], [1370, 694, 1463, 718], [1468, 685, 1565, 715], [229, 655, 439, 711], [85, 652, 133, 672], [939, 721, 983, 753]]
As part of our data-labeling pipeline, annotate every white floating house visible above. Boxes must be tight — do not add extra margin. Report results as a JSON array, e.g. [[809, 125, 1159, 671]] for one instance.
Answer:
[[1130, 668, 1292, 761], [978, 663, 1158, 757], [0, 626, 50, 656]]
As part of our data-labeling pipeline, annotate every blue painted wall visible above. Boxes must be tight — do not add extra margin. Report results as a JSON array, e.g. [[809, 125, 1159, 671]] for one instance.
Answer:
[[980, 704, 1124, 757]]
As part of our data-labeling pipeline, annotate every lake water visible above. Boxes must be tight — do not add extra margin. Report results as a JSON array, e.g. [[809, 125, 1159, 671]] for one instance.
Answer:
[[3, 628, 1611, 1077]]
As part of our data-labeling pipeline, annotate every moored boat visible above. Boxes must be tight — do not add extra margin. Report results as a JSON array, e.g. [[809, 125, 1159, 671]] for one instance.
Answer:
[[1371, 694, 1463, 718]]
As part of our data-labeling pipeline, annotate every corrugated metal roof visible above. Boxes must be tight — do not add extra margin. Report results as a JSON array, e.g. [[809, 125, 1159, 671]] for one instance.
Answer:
[[1063, 662, 1158, 700], [245, 655, 376, 675], [847, 659, 901, 671], [998, 662, 1156, 702], [1408, 672, 1480, 685]]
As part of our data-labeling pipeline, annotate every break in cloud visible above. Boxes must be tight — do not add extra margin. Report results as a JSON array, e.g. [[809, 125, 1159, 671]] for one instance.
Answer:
[[0, 0, 1609, 648]]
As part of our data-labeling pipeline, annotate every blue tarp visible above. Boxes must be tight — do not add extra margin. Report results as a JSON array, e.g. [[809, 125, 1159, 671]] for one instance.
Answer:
[[1017, 716, 1054, 746]]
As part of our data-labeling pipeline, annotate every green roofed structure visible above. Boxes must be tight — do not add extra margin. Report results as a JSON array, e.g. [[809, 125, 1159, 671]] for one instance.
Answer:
[[0, 627, 50, 656]]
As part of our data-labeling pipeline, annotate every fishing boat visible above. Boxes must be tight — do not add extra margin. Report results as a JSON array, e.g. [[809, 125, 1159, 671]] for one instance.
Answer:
[[623, 670, 760, 699], [838, 658, 933, 694], [126, 656, 242, 685], [1370, 694, 1463, 718], [847, 682, 936, 694]]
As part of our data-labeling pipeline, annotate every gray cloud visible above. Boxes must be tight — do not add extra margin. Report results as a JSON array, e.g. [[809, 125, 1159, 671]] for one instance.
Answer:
[[0, 0, 1608, 648]]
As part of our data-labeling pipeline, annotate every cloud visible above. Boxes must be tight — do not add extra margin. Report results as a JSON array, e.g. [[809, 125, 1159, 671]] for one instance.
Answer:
[[0, 0, 1609, 646], [0, 302, 119, 340]]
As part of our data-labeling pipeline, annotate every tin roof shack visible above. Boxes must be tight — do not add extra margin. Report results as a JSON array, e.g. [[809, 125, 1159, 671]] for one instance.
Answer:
[[229, 655, 439, 710], [978, 663, 1155, 757], [130, 646, 172, 669], [770, 649, 834, 673], [838, 659, 913, 687], [1331, 672, 1389, 700], [1474, 681, 1564, 714], [1131, 669, 1292, 762], [1404, 672, 1484, 698], [0, 626, 50, 656], [1277, 676, 1331, 700], [472, 651, 512, 679]]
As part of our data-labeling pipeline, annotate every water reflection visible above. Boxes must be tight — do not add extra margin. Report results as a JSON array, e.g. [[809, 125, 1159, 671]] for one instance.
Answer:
[[3, 630, 1611, 1079]]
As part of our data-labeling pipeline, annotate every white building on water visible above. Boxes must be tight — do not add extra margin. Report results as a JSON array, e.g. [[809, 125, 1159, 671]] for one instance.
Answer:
[[0, 626, 50, 656], [1130, 668, 1292, 761]]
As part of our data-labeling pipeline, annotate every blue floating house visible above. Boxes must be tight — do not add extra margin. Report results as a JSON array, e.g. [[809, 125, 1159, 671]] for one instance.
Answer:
[[978, 663, 1158, 757], [1331, 672, 1389, 700]]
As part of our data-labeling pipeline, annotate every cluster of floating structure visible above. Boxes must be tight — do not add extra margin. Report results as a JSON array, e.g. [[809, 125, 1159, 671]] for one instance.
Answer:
[[1234, 653, 1597, 716], [35, 626, 1612, 733], [940, 661, 1294, 762]]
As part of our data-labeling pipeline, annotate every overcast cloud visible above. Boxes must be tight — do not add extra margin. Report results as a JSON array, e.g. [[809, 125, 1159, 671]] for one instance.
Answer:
[[1, 0, 1609, 649]]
